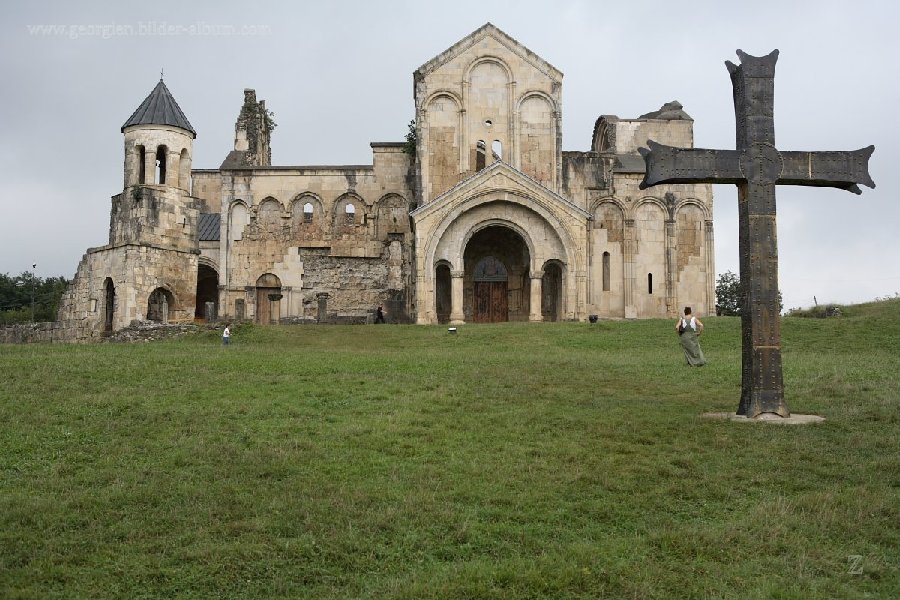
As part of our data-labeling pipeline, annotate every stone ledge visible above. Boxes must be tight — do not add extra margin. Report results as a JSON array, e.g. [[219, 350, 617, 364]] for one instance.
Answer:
[[702, 412, 826, 425]]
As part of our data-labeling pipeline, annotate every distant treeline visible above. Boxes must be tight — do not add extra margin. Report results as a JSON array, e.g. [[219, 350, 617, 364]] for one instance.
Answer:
[[0, 273, 70, 324]]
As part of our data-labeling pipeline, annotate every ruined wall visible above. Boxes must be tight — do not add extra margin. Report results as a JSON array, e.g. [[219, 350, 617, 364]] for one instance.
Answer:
[[58, 244, 199, 339], [109, 185, 199, 253], [216, 145, 414, 322]]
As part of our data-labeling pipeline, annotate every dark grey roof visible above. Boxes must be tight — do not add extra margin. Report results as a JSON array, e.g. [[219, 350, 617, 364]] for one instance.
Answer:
[[198, 213, 220, 241], [122, 79, 196, 137], [613, 154, 647, 174]]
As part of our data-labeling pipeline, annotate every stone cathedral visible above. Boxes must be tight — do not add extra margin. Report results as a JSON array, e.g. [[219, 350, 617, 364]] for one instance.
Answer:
[[57, 24, 714, 338]]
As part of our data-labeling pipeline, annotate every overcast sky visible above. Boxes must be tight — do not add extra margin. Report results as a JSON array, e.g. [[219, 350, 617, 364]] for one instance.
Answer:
[[1, 0, 897, 310]]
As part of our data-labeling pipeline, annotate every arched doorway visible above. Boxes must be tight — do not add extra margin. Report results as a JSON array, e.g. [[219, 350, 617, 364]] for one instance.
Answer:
[[103, 278, 115, 333], [147, 287, 175, 323], [255, 273, 282, 324], [542, 261, 564, 322], [463, 225, 530, 322], [472, 256, 508, 322], [195, 263, 219, 320], [435, 262, 452, 324]]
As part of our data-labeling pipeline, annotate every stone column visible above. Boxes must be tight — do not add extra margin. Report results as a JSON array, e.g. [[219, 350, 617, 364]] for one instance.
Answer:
[[316, 292, 329, 323], [705, 220, 715, 315], [529, 271, 544, 322], [449, 270, 465, 324], [575, 270, 587, 321], [665, 217, 677, 317], [166, 150, 180, 187], [624, 218, 637, 318], [144, 151, 157, 186], [415, 272, 430, 324]]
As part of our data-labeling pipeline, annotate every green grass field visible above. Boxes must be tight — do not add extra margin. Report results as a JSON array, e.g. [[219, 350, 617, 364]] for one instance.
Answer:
[[2, 301, 898, 599]]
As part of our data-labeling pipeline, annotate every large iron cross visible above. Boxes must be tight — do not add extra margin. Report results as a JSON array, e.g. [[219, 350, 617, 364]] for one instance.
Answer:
[[639, 49, 875, 418]]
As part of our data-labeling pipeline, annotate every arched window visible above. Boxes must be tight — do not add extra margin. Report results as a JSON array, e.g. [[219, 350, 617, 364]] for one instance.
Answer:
[[303, 202, 314, 224], [137, 145, 146, 184], [648, 273, 653, 294], [345, 203, 356, 225], [475, 140, 486, 172], [602, 252, 611, 292], [155, 146, 167, 184], [492, 140, 502, 161]]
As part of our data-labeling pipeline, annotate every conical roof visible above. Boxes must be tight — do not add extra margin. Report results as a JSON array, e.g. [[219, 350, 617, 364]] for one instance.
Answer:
[[121, 78, 196, 138]]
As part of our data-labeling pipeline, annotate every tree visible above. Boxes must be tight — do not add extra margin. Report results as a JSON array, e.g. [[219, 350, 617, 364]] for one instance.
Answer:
[[402, 119, 416, 158], [715, 270, 782, 316], [715, 270, 742, 316], [0, 272, 70, 324]]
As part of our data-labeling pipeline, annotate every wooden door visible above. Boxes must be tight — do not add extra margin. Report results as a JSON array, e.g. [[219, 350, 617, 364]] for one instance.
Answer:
[[256, 288, 272, 324], [474, 281, 508, 322]]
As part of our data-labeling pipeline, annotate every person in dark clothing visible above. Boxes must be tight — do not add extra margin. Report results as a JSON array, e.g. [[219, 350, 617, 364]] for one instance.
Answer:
[[375, 306, 386, 324]]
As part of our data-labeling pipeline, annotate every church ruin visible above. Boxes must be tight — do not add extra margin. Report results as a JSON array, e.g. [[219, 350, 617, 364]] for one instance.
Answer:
[[57, 23, 715, 338]]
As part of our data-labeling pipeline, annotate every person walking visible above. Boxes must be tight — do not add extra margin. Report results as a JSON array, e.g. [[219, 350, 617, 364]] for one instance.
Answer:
[[223, 324, 231, 346], [375, 306, 386, 324], [676, 307, 706, 366]]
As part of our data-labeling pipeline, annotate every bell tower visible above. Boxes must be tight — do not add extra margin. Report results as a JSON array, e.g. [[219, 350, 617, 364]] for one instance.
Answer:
[[112, 77, 198, 253]]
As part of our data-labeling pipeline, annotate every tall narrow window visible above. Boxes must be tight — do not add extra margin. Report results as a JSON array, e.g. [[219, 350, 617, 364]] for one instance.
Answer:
[[648, 273, 653, 294], [303, 202, 313, 224], [492, 140, 502, 162], [137, 145, 146, 184], [155, 146, 167, 184], [345, 203, 356, 225], [475, 140, 486, 172], [602, 252, 610, 292]]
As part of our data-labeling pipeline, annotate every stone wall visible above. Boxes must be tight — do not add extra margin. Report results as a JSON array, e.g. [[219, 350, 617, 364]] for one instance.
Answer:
[[0, 321, 81, 344]]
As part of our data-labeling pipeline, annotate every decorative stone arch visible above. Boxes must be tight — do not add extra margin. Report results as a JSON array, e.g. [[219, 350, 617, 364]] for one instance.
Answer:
[[147, 286, 176, 323], [290, 192, 323, 225], [257, 196, 285, 235], [458, 218, 540, 274], [228, 200, 250, 242], [422, 92, 464, 195], [423, 90, 463, 112], [464, 55, 514, 85], [631, 197, 668, 315], [515, 90, 558, 114], [673, 197, 711, 220], [334, 192, 367, 230], [425, 191, 582, 277], [374, 192, 411, 237], [673, 199, 714, 315], [541, 258, 567, 322], [632, 195, 668, 218], [589, 195, 628, 215]]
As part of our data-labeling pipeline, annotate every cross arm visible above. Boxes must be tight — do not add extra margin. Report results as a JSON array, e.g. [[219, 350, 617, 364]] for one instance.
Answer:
[[638, 140, 742, 189], [778, 146, 876, 194]]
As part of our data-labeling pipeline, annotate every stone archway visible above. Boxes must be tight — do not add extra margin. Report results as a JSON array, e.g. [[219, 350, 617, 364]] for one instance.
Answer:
[[255, 273, 282, 324], [542, 261, 564, 322], [195, 263, 219, 320], [435, 262, 452, 324], [147, 287, 175, 323], [463, 225, 530, 322], [103, 277, 115, 333]]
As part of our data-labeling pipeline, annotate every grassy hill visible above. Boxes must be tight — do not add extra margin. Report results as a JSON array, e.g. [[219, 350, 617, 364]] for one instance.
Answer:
[[1, 301, 898, 598]]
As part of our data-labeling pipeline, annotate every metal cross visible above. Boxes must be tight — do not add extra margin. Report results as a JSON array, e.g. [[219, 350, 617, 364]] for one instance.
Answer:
[[639, 49, 875, 418]]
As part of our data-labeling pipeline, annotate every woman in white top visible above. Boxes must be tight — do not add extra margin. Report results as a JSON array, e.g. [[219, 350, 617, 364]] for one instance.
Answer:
[[675, 307, 706, 366]]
